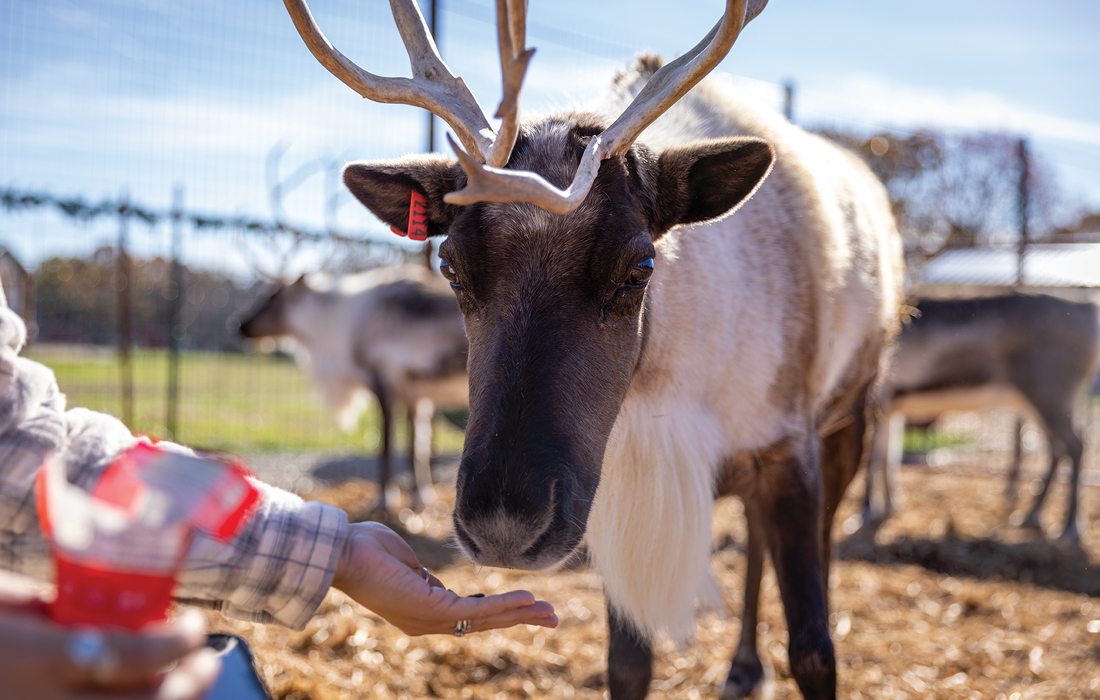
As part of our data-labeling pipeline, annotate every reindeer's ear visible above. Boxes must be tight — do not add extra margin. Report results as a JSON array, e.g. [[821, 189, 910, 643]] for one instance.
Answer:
[[343, 155, 465, 237], [651, 137, 774, 234]]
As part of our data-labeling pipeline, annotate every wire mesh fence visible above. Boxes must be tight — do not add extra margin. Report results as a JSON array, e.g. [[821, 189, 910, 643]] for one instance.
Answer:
[[2, 0, 1096, 476], [1, 185, 422, 456]]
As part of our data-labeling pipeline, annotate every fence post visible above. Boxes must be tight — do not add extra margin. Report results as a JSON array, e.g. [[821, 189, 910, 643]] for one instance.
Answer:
[[783, 79, 795, 123], [426, 0, 439, 153], [166, 185, 184, 439], [1015, 137, 1030, 286], [420, 0, 440, 270], [1010, 137, 1031, 480], [117, 189, 134, 426]]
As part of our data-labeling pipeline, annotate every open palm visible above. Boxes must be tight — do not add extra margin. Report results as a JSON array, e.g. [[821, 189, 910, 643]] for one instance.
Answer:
[[332, 522, 557, 636]]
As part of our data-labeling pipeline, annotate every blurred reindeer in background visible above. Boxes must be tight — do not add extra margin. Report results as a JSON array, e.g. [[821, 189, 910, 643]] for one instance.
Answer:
[[239, 266, 468, 511], [865, 294, 1100, 542]]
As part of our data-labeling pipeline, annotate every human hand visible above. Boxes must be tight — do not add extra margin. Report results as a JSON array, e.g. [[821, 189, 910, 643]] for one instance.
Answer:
[[0, 570, 220, 700], [332, 521, 557, 636]]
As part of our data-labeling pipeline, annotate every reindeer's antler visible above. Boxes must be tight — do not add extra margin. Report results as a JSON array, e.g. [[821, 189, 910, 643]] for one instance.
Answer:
[[447, 0, 768, 213], [284, 0, 492, 162], [284, 0, 767, 215], [488, 0, 535, 168], [601, 0, 764, 157]]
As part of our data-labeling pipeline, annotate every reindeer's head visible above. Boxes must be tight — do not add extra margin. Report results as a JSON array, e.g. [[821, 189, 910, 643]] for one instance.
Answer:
[[285, 0, 771, 568], [239, 275, 309, 340]]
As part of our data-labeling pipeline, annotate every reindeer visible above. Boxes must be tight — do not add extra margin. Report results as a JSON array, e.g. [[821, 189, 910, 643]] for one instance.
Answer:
[[283, 1, 903, 697], [863, 293, 1100, 542], [239, 266, 468, 510]]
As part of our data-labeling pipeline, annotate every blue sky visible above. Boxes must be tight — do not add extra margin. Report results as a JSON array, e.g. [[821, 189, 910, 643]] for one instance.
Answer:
[[1, 0, 1098, 273]]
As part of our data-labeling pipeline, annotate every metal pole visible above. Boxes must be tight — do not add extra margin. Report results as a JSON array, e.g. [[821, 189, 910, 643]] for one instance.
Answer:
[[1010, 137, 1030, 478], [166, 185, 184, 439], [117, 190, 134, 426], [426, 0, 439, 153], [1015, 137, 1030, 287], [783, 80, 795, 123], [421, 0, 440, 269]]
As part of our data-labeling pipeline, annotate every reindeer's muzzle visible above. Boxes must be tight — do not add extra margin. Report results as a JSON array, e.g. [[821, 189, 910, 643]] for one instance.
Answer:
[[452, 466, 588, 570]]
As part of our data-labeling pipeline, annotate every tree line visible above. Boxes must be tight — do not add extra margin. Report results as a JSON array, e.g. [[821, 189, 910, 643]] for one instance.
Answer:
[[32, 247, 261, 351]]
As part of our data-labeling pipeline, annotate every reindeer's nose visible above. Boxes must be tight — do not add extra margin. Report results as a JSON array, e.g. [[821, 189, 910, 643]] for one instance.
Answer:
[[453, 472, 577, 569]]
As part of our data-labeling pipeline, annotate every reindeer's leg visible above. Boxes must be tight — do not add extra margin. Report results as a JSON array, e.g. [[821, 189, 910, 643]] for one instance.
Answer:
[[758, 438, 835, 700], [822, 412, 869, 580], [1020, 428, 1063, 533], [1027, 415, 1085, 542], [406, 404, 420, 507], [410, 398, 437, 507], [369, 374, 399, 513], [1004, 417, 1025, 507], [1060, 428, 1085, 543], [860, 446, 876, 526], [722, 502, 769, 699], [859, 407, 888, 529], [607, 601, 653, 700], [882, 412, 903, 516]]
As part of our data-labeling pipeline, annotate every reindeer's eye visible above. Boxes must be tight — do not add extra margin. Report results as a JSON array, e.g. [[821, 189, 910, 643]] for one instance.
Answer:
[[439, 258, 462, 289], [624, 257, 654, 289]]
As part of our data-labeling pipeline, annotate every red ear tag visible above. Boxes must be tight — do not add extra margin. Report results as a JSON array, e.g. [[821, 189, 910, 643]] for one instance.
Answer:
[[406, 190, 429, 241]]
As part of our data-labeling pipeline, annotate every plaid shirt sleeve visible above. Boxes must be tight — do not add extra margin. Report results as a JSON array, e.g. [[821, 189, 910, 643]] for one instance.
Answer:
[[173, 477, 349, 629], [0, 303, 349, 630]]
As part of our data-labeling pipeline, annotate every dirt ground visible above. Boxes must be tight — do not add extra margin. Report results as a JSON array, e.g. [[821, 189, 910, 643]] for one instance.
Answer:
[[205, 466, 1100, 699]]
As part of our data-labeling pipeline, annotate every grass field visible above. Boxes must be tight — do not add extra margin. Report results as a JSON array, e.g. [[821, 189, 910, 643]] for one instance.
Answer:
[[25, 344, 465, 455]]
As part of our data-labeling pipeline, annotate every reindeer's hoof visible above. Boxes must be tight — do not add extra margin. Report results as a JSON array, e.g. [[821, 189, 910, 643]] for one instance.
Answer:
[[721, 657, 772, 699], [1015, 512, 1044, 534], [411, 486, 439, 510], [1056, 525, 1083, 548], [366, 486, 404, 518], [842, 510, 883, 538]]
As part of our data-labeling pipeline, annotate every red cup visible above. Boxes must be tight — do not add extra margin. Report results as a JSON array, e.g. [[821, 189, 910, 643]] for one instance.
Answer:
[[50, 553, 178, 629], [36, 445, 260, 630]]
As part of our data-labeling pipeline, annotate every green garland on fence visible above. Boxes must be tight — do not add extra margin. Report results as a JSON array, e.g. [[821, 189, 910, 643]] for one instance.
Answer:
[[0, 186, 399, 249]]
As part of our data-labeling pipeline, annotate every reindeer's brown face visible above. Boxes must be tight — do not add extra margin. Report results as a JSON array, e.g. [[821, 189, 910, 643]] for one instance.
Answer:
[[239, 277, 307, 340], [345, 117, 773, 569]]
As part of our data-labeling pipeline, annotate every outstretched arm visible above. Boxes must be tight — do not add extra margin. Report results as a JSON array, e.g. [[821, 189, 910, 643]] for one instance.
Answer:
[[0, 299, 554, 634]]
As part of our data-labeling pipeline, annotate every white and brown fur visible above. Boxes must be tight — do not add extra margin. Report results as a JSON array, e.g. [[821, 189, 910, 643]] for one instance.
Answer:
[[864, 294, 1100, 542], [238, 266, 468, 509], [588, 66, 903, 699], [342, 59, 903, 699]]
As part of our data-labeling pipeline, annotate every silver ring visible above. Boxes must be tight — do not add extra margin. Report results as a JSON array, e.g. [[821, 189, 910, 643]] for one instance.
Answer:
[[452, 619, 471, 637], [420, 567, 430, 581], [65, 628, 120, 685]]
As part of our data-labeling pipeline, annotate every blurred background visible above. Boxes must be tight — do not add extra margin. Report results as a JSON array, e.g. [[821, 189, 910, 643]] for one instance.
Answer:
[[3, 2, 1099, 697], [2, 0, 1097, 471]]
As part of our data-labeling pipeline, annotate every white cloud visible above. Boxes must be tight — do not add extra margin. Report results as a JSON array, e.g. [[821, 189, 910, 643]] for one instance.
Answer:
[[800, 74, 1100, 146], [2, 66, 423, 161]]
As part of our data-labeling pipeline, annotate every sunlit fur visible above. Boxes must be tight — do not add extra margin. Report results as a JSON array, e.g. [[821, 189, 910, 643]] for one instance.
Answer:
[[583, 71, 904, 642]]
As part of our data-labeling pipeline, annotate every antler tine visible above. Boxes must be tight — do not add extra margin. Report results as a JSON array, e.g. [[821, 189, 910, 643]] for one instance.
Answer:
[[600, 0, 763, 157], [445, 133, 604, 216], [283, 0, 494, 161], [487, 0, 535, 168], [446, 0, 767, 215]]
